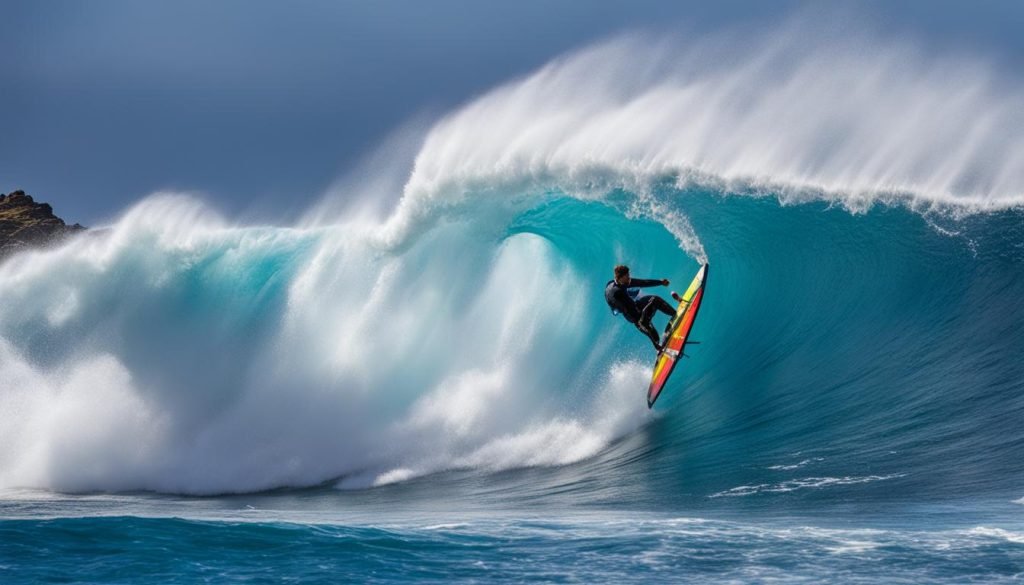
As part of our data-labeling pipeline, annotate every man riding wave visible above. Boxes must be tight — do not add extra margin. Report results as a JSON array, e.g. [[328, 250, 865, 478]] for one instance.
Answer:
[[604, 264, 675, 351]]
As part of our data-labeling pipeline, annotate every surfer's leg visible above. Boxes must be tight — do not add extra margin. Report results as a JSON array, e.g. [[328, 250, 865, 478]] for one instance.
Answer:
[[634, 299, 663, 350], [638, 296, 672, 327], [637, 298, 656, 332], [651, 296, 675, 318], [636, 296, 656, 321], [636, 321, 662, 350], [639, 295, 675, 337]]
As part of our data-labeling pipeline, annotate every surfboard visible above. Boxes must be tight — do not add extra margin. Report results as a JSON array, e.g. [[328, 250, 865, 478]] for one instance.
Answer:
[[647, 263, 708, 408]]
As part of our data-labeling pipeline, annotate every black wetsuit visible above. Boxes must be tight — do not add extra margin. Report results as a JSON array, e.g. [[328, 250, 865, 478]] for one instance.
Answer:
[[605, 278, 676, 349]]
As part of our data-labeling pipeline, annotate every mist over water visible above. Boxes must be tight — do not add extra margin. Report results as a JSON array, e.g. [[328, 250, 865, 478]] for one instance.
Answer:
[[403, 27, 1024, 216]]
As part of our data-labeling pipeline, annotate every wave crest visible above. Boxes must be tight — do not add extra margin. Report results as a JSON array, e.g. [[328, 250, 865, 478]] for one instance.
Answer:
[[395, 26, 1024, 240]]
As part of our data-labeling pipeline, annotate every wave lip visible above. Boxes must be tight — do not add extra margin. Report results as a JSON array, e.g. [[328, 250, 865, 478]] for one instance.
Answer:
[[396, 26, 1024, 244]]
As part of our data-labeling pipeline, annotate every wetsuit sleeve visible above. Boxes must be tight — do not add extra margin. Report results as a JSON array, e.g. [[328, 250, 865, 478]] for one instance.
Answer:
[[627, 278, 665, 288]]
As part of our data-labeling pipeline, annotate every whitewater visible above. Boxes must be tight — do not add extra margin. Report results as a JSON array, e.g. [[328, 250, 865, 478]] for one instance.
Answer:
[[3, 25, 1024, 584]]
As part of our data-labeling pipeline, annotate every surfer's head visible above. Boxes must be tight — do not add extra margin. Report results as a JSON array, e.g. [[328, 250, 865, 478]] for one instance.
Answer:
[[614, 265, 630, 284]]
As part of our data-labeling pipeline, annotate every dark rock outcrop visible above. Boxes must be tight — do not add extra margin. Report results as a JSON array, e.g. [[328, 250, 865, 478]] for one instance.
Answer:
[[0, 190, 85, 257]]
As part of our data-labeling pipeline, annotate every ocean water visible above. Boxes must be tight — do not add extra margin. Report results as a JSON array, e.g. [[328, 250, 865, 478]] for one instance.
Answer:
[[3, 30, 1024, 583]]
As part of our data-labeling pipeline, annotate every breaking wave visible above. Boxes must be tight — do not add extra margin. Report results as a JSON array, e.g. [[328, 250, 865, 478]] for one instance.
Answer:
[[1, 25, 1022, 499]]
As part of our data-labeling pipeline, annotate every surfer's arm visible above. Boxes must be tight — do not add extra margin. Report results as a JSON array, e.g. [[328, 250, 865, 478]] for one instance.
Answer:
[[628, 278, 668, 288]]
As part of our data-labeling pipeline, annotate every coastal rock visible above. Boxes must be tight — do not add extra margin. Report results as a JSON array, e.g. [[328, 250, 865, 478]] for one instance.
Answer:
[[0, 190, 85, 257]]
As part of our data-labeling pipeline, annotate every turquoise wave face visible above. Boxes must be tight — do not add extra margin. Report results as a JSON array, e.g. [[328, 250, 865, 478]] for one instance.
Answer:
[[0, 188, 1021, 506], [613, 192, 1024, 507], [504, 190, 1024, 509]]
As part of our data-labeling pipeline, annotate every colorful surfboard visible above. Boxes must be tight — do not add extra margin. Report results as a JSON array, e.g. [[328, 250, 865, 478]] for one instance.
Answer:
[[647, 263, 708, 408]]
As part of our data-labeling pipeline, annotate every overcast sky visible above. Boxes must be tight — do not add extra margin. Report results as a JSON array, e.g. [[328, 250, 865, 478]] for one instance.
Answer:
[[4, 0, 1024, 225]]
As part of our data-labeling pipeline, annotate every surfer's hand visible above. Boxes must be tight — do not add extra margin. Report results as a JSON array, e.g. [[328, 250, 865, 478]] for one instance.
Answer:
[[662, 279, 670, 286]]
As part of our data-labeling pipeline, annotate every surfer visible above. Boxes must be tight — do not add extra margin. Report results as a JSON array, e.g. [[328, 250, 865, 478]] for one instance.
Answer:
[[605, 264, 675, 351]]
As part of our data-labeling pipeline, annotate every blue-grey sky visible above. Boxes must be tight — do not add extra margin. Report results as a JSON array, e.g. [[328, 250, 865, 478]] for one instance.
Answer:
[[4, 0, 1023, 225]]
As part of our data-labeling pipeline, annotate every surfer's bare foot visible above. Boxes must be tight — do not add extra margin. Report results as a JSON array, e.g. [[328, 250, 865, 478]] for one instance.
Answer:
[[671, 291, 682, 302]]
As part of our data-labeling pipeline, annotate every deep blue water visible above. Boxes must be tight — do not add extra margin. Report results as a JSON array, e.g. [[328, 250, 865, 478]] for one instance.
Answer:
[[2, 493, 1024, 584]]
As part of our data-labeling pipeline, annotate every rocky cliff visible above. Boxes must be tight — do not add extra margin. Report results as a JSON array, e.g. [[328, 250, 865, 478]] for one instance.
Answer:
[[0, 190, 85, 257]]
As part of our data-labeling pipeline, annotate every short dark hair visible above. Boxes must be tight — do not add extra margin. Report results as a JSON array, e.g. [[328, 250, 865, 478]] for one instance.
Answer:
[[614, 265, 630, 279]]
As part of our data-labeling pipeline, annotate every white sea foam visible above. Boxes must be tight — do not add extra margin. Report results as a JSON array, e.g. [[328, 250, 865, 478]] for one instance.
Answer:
[[767, 457, 825, 471], [709, 475, 905, 498], [968, 527, 1024, 544], [384, 22, 1024, 257], [0, 195, 654, 493]]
